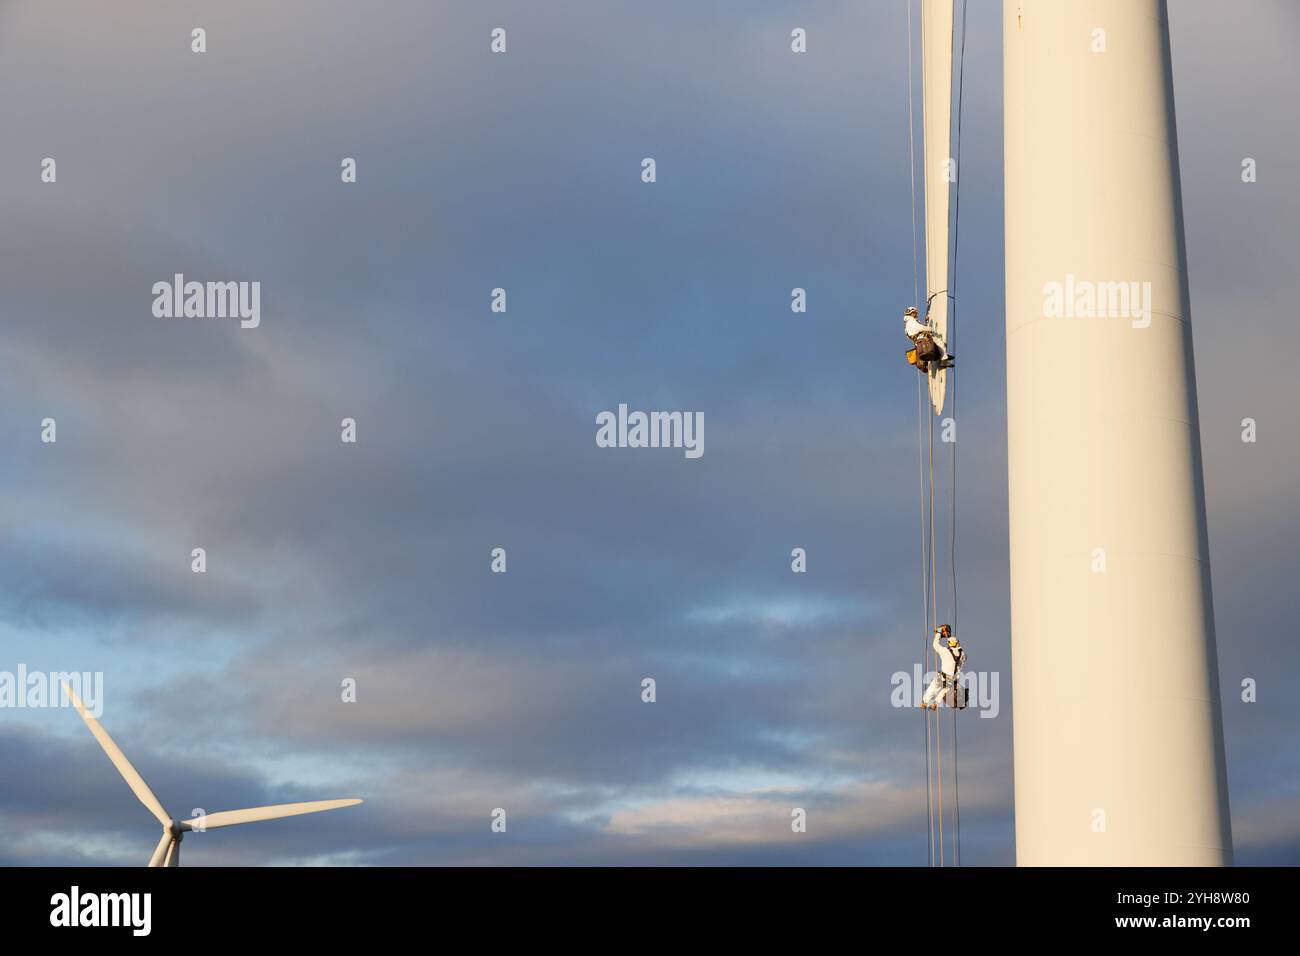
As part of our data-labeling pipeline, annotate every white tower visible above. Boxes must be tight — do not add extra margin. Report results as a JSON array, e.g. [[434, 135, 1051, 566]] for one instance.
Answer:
[[1003, 0, 1232, 864]]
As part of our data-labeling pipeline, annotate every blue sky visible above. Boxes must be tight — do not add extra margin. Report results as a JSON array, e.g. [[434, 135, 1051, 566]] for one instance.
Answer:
[[1, 0, 1297, 865]]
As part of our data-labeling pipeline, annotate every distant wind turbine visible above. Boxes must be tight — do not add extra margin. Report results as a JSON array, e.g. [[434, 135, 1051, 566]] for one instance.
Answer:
[[63, 684, 362, 866]]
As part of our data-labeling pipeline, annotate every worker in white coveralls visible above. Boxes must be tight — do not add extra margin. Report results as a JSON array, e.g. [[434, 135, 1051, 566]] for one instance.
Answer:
[[922, 624, 967, 710], [903, 306, 953, 375]]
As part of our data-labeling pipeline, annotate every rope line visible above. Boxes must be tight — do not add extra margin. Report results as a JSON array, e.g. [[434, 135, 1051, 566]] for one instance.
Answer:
[[907, 0, 920, 315], [919, 372, 934, 868], [948, 0, 968, 869], [906, 0, 937, 869], [922, 0, 944, 868], [929, 399, 943, 866], [908, 0, 967, 868]]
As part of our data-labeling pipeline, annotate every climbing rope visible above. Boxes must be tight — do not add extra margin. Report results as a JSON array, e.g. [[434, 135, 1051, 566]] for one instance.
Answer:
[[929, 409, 943, 866], [908, 0, 968, 868], [948, 0, 968, 870], [907, 0, 920, 316], [906, 0, 935, 869], [918, 372, 934, 868]]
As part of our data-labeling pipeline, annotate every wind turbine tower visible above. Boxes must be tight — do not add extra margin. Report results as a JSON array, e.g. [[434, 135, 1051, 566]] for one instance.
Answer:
[[1003, 0, 1232, 864]]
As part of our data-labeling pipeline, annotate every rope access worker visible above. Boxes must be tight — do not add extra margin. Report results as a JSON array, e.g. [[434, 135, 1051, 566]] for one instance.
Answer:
[[922, 624, 967, 710], [903, 306, 953, 374]]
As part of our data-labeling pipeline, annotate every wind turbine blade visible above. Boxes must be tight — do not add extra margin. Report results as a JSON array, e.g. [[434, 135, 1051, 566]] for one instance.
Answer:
[[147, 831, 171, 868], [164, 837, 179, 867], [62, 683, 169, 827], [921, 0, 954, 415], [184, 798, 362, 830]]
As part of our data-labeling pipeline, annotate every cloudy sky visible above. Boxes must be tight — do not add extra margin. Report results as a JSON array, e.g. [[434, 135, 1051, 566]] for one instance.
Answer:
[[1, 0, 1296, 866]]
